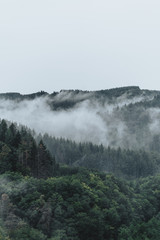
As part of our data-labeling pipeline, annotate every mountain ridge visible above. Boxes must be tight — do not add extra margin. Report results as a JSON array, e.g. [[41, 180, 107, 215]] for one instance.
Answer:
[[0, 86, 155, 99]]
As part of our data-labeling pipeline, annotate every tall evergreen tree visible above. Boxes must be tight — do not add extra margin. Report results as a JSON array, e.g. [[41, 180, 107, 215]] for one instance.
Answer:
[[37, 140, 54, 178], [0, 120, 7, 142]]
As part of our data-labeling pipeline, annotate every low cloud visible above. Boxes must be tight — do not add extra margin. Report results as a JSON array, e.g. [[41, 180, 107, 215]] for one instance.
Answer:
[[0, 91, 159, 150]]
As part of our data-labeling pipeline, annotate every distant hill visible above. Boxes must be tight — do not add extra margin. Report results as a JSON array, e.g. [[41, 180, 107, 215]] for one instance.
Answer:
[[1, 87, 160, 239], [1, 86, 160, 149], [0, 86, 160, 110]]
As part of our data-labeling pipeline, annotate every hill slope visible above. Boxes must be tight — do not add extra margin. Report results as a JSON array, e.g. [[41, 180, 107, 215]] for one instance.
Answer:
[[0, 86, 160, 150], [0, 115, 160, 239]]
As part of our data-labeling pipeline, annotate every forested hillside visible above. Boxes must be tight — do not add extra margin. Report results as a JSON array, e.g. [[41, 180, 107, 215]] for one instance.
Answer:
[[37, 133, 160, 179], [1, 86, 160, 239], [0, 120, 58, 178], [0, 119, 160, 239], [1, 86, 160, 152], [1, 167, 160, 239]]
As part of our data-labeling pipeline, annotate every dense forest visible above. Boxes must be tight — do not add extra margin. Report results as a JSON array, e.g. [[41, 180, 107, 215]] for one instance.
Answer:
[[2, 169, 160, 240], [0, 120, 160, 239], [1, 86, 160, 151], [37, 133, 160, 179], [0, 120, 58, 179], [1, 87, 160, 239]]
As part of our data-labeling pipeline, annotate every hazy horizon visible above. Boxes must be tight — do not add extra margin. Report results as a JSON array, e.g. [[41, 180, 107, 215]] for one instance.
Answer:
[[0, 89, 159, 151], [0, 85, 158, 95]]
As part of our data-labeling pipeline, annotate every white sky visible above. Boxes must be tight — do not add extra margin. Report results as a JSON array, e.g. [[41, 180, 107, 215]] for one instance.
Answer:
[[0, 0, 160, 94]]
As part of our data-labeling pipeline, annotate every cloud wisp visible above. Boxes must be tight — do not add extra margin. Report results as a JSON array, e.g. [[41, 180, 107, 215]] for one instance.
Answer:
[[0, 91, 159, 150]]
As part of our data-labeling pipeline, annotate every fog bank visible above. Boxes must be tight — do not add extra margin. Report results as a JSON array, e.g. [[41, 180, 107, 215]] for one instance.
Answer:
[[0, 91, 159, 150]]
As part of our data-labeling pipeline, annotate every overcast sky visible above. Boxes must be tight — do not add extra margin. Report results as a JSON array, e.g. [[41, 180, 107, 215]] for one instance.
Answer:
[[0, 0, 160, 94]]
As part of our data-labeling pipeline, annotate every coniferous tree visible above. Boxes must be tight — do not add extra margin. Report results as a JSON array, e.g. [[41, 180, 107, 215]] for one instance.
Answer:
[[37, 140, 54, 178], [0, 120, 7, 142]]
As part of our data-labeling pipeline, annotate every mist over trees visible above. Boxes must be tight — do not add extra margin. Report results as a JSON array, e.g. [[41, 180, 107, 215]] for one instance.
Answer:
[[1, 86, 160, 151], [1, 86, 160, 239], [37, 133, 160, 179]]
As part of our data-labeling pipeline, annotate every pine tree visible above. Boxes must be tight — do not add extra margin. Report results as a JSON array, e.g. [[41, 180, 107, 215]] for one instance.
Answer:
[[0, 120, 7, 142], [37, 140, 54, 178]]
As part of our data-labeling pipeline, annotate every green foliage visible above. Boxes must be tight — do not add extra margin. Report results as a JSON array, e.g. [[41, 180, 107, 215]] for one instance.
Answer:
[[2, 90, 160, 240], [1, 171, 160, 239], [0, 120, 57, 178], [38, 134, 160, 179], [9, 226, 47, 240]]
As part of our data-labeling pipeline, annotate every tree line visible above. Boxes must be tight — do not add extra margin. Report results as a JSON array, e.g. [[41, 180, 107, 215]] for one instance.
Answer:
[[0, 120, 58, 178]]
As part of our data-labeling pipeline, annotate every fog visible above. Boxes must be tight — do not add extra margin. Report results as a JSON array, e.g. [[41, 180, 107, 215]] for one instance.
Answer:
[[0, 90, 159, 150], [0, 96, 109, 145]]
